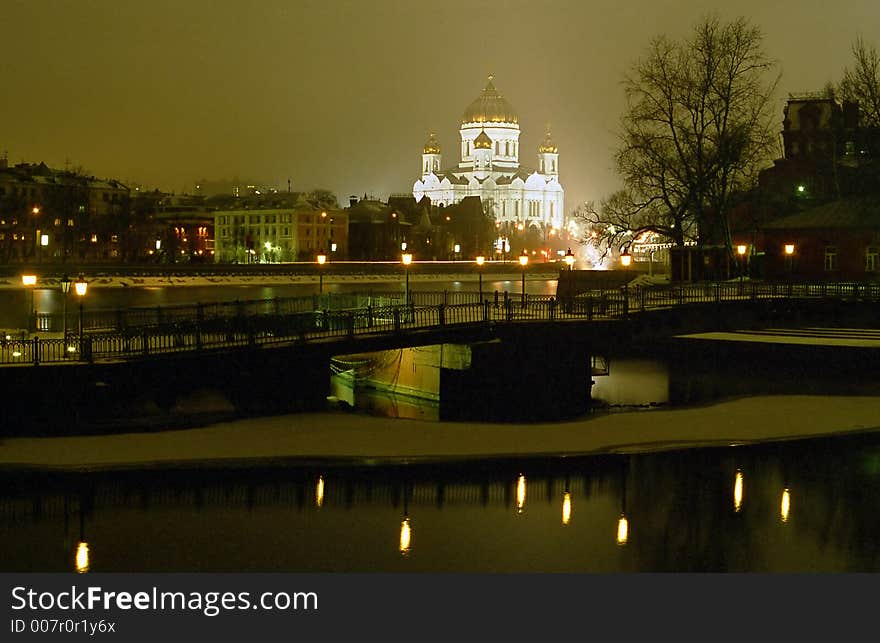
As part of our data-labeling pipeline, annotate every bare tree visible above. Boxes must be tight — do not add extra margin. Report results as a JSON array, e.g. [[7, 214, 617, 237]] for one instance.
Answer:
[[580, 15, 779, 258], [839, 36, 880, 127]]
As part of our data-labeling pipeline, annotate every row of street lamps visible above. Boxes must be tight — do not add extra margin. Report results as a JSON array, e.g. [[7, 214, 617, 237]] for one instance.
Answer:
[[311, 247, 580, 305]]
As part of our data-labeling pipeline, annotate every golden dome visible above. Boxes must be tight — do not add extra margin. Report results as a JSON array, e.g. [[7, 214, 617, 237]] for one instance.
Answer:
[[461, 75, 518, 125], [423, 132, 441, 154], [473, 129, 493, 149], [538, 127, 557, 153]]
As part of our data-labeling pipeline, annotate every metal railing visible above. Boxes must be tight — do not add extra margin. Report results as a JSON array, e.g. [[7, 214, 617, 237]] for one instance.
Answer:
[[6, 281, 880, 367]]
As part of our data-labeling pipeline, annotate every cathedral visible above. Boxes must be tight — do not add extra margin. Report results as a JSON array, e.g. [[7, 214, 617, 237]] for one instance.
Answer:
[[412, 75, 564, 231]]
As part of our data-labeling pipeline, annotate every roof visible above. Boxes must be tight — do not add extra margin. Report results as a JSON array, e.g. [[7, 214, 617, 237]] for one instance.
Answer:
[[473, 129, 493, 149], [423, 132, 441, 154], [461, 75, 518, 125], [763, 198, 880, 230]]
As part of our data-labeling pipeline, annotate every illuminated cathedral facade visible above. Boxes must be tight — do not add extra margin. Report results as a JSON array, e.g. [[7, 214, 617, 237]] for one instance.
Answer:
[[412, 76, 564, 230]]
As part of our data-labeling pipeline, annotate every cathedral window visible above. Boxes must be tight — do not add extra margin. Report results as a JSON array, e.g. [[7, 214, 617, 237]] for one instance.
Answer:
[[505, 141, 510, 156], [551, 160, 556, 172]]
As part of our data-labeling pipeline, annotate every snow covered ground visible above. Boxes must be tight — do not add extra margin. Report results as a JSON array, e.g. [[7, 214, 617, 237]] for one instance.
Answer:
[[1, 394, 877, 470]]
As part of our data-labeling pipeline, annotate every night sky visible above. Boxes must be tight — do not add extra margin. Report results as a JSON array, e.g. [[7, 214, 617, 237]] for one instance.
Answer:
[[3, 0, 876, 210]]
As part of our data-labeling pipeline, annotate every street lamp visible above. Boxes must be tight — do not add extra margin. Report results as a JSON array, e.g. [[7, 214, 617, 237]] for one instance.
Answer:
[[316, 250, 327, 295], [519, 250, 529, 307], [737, 244, 747, 287], [21, 274, 37, 331], [784, 243, 795, 274], [402, 251, 413, 310], [564, 248, 575, 270], [60, 274, 71, 348], [475, 254, 485, 301], [74, 275, 88, 353], [619, 252, 632, 268]]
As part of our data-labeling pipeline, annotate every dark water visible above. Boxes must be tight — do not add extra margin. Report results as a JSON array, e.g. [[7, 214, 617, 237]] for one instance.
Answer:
[[3, 433, 880, 573]]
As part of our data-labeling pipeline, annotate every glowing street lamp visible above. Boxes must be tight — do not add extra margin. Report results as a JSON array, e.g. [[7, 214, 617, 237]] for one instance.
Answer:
[[619, 252, 632, 268], [60, 274, 71, 347], [737, 244, 747, 285], [475, 254, 485, 301], [74, 275, 88, 352], [316, 250, 327, 294], [519, 250, 529, 307], [784, 243, 795, 274], [402, 251, 413, 310], [21, 274, 37, 330], [564, 248, 575, 270]]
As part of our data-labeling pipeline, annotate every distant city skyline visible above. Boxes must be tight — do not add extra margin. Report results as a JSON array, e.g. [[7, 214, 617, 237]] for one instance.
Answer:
[[3, 0, 877, 210]]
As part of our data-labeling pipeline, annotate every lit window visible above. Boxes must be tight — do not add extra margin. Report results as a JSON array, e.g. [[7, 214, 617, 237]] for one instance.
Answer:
[[91, 234, 98, 243]]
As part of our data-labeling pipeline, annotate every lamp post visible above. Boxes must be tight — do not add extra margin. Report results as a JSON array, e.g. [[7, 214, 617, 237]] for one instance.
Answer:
[[402, 252, 413, 315], [316, 250, 327, 295], [737, 244, 747, 290], [620, 252, 632, 315], [60, 274, 71, 347], [74, 275, 88, 353], [564, 247, 575, 270], [21, 274, 37, 331], [475, 254, 485, 301], [519, 250, 529, 307], [784, 243, 795, 275]]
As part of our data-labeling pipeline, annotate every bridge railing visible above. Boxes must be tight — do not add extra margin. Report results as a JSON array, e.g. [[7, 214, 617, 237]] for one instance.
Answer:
[[8, 280, 880, 367]]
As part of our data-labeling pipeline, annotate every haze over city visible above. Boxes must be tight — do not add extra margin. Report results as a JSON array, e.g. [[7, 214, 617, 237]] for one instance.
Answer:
[[3, 0, 876, 209]]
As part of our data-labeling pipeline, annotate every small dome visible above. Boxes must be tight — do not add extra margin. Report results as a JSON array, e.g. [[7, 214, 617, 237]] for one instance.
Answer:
[[538, 127, 558, 153], [461, 75, 518, 125], [423, 132, 441, 154], [473, 129, 493, 149]]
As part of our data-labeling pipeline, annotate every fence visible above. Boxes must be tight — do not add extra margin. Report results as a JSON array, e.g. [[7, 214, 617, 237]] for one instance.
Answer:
[[6, 281, 880, 367]]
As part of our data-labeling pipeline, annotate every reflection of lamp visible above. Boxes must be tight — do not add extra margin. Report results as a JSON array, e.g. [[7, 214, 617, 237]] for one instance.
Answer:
[[399, 518, 412, 555], [734, 470, 744, 513], [780, 488, 791, 523], [562, 492, 572, 526], [75, 542, 90, 573], [315, 476, 324, 508], [515, 474, 526, 514], [616, 514, 629, 546]]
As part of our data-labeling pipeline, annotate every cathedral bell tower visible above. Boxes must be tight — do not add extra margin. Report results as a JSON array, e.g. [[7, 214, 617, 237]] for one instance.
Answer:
[[537, 126, 558, 177], [422, 132, 441, 177], [472, 128, 493, 180]]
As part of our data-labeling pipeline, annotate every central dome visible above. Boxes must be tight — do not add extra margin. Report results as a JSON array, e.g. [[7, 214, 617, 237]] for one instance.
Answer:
[[461, 75, 518, 125]]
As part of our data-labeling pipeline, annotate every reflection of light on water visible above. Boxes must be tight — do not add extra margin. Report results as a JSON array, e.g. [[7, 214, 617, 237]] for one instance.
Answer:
[[516, 475, 526, 513], [617, 514, 629, 545], [734, 470, 744, 512], [399, 518, 412, 555], [315, 476, 324, 508], [781, 489, 791, 523], [562, 492, 571, 525], [75, 542, 90, 573]]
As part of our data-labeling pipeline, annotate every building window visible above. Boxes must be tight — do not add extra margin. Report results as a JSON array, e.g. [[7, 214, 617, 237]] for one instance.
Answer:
[[824, 246, 838, 271], [866, 247, 878, 272]]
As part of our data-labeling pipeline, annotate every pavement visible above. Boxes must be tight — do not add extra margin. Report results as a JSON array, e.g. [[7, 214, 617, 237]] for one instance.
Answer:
[[678, 327, 880, 348]]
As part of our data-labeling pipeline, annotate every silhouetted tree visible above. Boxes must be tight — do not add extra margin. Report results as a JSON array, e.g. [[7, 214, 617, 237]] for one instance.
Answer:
[[580, 15, 779, 258], [839, 36, 880, 127]]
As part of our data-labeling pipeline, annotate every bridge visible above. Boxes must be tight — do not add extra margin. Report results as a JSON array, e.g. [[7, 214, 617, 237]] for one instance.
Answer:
[[3, 280, 879, 367]]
